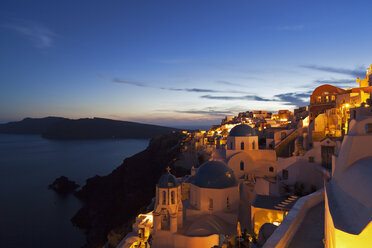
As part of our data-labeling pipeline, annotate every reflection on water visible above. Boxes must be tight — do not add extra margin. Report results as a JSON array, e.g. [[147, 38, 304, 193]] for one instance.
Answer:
[[0, 134, 149, 248]]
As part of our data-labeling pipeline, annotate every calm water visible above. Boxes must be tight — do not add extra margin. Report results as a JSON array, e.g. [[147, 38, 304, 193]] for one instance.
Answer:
[[0, 134, 149, 248]]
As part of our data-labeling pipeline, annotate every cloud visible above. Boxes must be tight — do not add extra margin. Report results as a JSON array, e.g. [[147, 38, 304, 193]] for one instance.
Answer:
[[113, 78, 150, 87], [165, 87, 221, 93], [313, 78, 355, 88], [216, 80, 245, 87], [274, 91, 312, 106], [2, 20, 56, 48], [277, 25, 305, 31], [200, 95, 271, 101], [301, 65, 365, 78], [201, 90, 311, 107], [111, 76, 249, 94], [111, 76, 310, 107], [175, 109, 234, 117]]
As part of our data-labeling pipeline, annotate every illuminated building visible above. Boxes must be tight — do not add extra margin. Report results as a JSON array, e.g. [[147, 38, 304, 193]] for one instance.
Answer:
[[225, 124, 277, 180], [150, 162, 240, 248], [310, 66, 372, 141], [324, 115, 372, 247], [251, 194, 298, 236], [153, 167, 183, 234], [309, 84, 346, 122]]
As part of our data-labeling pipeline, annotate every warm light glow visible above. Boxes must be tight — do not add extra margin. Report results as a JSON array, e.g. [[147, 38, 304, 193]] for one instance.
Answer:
[[138, 212, 153, 226], [273, 221, 281, 226], [302, 116, 309, 127]]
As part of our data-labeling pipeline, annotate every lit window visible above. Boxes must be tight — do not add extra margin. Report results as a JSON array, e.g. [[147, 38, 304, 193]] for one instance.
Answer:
[[331, 95, 335, 101], [240, 161, 244, 171], [317, 96, 322, 102]]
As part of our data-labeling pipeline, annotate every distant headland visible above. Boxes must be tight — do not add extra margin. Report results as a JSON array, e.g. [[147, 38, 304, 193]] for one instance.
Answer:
[[0, 117, 180, 140]]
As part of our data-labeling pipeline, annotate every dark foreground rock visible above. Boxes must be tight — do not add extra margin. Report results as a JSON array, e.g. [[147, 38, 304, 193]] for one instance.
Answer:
[[49, 176, 79, 195], [71, 132, 188, 248]]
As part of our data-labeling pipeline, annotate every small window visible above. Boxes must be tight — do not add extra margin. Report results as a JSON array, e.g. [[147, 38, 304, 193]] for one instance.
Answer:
[[230, 142, 233, 150], [252, 141, 255, 149], [240, 161, 244, 171], [226, 197, 230, 209], [326, 96, 329, 102], [309, 156, 315, 163], [241, 142, 244, 150], [282, 169, 288, 180], [331, 95, 335, 101], [317, 96, 322, 102], [209, 198, 213, 210], [171, 191, 175, 204], [162, 191, 166, 205], [366, 123, 372, 134], [269, 167, 274, 172]]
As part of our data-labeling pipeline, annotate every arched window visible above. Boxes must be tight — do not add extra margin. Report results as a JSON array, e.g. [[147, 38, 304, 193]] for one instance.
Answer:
[[226, 197, 230, 209], [162, 191, 166, 205], [171, 191, 175, 204], [240, 142, 244, 150], [240, 161, 244, 171], [269, 167, 274, 172]]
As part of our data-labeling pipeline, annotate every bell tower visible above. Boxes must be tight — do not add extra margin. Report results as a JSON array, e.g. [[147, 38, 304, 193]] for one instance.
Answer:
[[153, 167, 183, 233]]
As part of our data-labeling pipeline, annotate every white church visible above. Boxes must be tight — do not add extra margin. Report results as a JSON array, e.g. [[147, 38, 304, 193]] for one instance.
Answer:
[[117, 124, 283, 248]]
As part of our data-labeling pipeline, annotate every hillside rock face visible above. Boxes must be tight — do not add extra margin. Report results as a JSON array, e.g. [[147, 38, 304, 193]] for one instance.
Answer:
[[0, 117, 179, 140], [0, 117, 67, 134], [71, 132, 187, 248], [42, 117, 179, 140]]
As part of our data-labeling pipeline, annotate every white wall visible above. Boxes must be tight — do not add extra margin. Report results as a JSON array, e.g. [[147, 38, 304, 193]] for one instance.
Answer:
[[227, 149, 277, 179]]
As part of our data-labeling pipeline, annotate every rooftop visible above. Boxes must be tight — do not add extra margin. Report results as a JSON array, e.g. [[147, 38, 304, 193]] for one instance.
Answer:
[[252, 194, 298, 211]]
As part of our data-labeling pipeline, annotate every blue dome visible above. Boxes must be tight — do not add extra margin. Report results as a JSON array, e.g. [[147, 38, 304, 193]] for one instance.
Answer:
[[229, 124, 256, 137], [193, 161, 237, 189], [158, 172, 179, 188]]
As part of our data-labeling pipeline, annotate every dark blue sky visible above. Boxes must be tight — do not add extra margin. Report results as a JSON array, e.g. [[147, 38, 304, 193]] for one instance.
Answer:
[[1, 0, 371, 126]]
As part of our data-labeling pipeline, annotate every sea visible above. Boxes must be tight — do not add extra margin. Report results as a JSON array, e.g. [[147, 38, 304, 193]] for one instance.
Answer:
[[0, 134, 149, 248]]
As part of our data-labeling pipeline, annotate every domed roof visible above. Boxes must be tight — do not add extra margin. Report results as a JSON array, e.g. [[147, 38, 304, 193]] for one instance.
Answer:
[[228, 124, 256, 137], [193, 161, 237, 189], [158, 171, 179, 188]]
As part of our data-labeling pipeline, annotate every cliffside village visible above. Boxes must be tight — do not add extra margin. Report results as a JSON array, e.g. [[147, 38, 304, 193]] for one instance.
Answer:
[[117, 65, 372, 248]]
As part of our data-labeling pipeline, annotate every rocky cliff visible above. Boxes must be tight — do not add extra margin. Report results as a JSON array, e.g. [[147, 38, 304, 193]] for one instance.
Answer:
[[71, 132, 188, 247]]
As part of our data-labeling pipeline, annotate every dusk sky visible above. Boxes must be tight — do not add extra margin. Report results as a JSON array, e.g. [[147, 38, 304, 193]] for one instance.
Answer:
[[1, 0, 372, 127]]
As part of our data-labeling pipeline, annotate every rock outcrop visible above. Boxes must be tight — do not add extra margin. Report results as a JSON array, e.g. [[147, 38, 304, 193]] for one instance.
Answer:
[[71, 132, 188, 247], [49, 176, 79, 195]]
